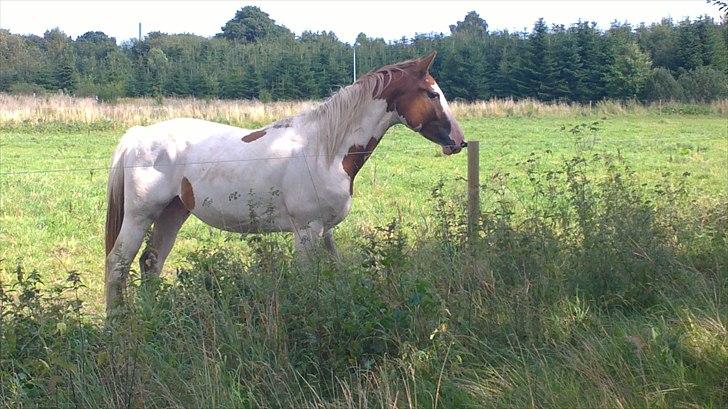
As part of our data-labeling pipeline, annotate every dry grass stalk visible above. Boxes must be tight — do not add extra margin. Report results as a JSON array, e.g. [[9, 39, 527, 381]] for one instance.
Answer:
[[0, 93, 725, 127], [0, 94, 314, 127]]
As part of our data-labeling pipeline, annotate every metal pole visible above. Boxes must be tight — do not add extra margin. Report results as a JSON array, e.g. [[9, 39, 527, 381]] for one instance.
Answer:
[[352, 43, 357, 83], [467, 140, 480, 239]]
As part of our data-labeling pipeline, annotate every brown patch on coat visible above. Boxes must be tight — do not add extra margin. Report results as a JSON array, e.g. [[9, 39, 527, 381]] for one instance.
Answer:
[[364, 52, 444, 131], [180, 177, 195, 210], [395, 80, 442, 129], [370, 70, 399, 111], [242, 129, 266, 143], [342, 137, 380, 195]]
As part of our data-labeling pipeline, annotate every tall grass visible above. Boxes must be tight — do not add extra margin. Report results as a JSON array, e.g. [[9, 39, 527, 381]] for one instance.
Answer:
[[0, 94, 312, 129], [1, 94, 726, 129], [2, 154, 726, 408]]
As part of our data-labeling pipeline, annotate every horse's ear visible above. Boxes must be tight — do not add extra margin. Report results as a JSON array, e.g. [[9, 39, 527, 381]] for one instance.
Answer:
[[414, 51, 436, 77]]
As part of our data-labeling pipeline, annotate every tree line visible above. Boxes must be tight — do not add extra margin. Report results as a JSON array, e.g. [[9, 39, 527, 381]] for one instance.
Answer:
[[1, 7, 726, 103]]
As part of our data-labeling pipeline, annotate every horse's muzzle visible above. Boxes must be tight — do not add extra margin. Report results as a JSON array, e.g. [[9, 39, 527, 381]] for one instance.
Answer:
[[443, 140, 468, 155]]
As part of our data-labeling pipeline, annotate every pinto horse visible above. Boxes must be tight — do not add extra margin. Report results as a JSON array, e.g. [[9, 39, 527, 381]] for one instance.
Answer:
[[104, 51, 465, 314]]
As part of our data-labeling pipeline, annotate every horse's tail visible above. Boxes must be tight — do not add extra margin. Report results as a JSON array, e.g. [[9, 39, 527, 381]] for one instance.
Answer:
[[105, 145, 126, 256]]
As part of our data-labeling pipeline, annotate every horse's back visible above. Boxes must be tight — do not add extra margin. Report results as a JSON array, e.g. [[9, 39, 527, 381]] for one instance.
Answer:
[[145, 117, 243, 133], [116, 118, 251, 165], [126, 118, 246, 144], [113, 119, 242, 201]]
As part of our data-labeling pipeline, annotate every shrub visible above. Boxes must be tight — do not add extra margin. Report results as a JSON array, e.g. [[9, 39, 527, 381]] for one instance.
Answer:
[[2, 153, 726, 408], [74, 80, 125, 102], [7, 82, 48, 95], [641, 68, 684, 102], [678, 66, 728, 102]]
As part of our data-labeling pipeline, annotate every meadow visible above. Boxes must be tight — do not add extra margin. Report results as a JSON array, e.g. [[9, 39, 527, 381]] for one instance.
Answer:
[[1, 96, 727, 408]]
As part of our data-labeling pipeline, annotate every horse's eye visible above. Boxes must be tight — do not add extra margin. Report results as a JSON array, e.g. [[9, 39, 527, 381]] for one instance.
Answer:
[[427, 91, 439, 99]]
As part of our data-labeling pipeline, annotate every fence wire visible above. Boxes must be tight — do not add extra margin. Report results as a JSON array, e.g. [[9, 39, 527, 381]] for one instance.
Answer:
[[0, 134, 725, 176]]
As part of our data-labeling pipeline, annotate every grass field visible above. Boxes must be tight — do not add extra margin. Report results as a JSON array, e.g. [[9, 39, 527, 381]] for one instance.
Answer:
[[1, 98, 727, 407]]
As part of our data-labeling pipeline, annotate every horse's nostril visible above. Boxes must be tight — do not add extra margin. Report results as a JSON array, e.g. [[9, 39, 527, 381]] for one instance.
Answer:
[[460, 141, 468, 148]]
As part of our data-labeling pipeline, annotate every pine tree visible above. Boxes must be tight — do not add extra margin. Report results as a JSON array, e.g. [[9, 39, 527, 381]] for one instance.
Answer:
[[573, 22, 607, 102], [54, 52, 78, 92], [285, 53, 316, 99], [439, 48, 468, 99], [493, 34, 528, 99], [4, 8, 727, 102], [33, 64, 56, 91], [519, 19, 547, 98], [518, 19, 562, 100], [438, 33, 485, 100], [266, 53, 291, 100], [676, 18, 704, 70], [219, 69, 246, 98], [540, 44, 565, 101], [636, 18, 678, 71], [164, 67, 189, 96], [103, 51, 130, 85], [239, 65, 260, 99], [695, 16, 728, 74], [479, 37, 499, 100], [550, 26, 583, 100], [147, 47, 168, 97], [189, 70, 216, 98]]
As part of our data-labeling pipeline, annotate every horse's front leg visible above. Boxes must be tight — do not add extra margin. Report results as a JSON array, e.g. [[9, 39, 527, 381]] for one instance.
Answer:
[[323, 229, 339, 258], [292, 220, 327, 264]]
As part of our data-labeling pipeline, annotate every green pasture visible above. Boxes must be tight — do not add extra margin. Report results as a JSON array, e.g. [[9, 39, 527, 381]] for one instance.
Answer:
[[1, 112, 727, 408], [1, 113, 726, 311]]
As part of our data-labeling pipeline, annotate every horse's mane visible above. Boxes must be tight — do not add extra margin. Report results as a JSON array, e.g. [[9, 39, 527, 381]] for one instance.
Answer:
[[300, 59, 419, 161]]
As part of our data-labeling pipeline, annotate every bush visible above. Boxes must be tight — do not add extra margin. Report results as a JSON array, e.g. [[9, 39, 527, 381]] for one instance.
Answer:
[[74, 80, 125, 102], [641, 68, 684, 102], [678, 66, 728, 102], [7, 82, 48, 96], [2, 154, 726, 408]]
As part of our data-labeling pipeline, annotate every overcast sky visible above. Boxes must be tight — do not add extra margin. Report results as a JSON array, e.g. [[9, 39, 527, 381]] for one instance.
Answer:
[[0, 1, 723, 43]]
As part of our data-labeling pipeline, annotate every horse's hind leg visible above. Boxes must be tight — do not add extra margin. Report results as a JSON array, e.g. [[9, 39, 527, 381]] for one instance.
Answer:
[[106, 214, 152, 315], [140, 197, 190, 278]]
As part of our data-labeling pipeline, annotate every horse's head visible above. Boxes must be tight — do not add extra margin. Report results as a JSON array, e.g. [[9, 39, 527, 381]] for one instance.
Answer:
[[377, 51, 465, 155]]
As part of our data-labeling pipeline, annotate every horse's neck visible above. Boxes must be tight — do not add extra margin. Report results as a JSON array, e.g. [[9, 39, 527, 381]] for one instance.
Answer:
[[301, 83, 399, 161], [339, 98, 397, 150]]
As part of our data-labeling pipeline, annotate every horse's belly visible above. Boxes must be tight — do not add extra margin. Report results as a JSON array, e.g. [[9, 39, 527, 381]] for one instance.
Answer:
[[177, 147, 353, 233], [188, 185, 351, 233], [188, 188, 293, 233]]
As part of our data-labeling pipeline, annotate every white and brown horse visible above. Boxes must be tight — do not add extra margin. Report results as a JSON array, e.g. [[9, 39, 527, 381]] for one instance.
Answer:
[[104, 51, 465, 314]]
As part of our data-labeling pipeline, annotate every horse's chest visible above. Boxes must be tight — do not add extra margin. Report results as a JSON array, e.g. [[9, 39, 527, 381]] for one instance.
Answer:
[[280, 170, 353, 228], [316, 189, 353, 227]]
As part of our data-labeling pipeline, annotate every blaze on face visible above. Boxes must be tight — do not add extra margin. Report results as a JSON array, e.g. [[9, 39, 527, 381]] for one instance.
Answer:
[[390, 51, 465, 155]]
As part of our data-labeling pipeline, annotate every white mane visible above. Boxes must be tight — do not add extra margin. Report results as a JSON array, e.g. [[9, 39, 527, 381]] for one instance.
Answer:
[[300, 66, 407, 161]]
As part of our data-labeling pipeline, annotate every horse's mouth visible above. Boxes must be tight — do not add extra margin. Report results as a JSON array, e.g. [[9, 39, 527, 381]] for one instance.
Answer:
[[443, 140, 468, 155], [442, 145, 462, 155]]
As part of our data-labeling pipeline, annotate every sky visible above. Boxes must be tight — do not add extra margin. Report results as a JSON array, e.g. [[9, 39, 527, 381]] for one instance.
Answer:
[[0, 1, 723, 44]]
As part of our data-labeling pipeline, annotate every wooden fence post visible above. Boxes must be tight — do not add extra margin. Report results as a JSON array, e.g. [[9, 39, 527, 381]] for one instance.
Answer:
[[467, 140, 480, 239]]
